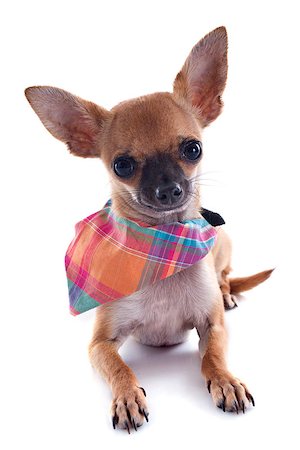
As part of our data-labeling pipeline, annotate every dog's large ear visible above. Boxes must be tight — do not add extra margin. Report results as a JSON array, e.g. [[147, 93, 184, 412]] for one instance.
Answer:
[[25, 86, 110, 157], [173, 27, 228, 127]]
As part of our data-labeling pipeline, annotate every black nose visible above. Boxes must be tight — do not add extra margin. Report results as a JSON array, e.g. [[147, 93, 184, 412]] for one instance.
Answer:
[[155, 182, 183, 204]]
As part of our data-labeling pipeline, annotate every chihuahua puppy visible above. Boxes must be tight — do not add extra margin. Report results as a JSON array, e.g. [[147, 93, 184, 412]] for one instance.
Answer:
[[25, 27, 272, 433]]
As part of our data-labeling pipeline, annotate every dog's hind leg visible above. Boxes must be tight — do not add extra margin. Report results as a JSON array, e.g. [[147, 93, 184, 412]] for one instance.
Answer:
[[220, 268, 238, 310], [211, 228, 237, 309]]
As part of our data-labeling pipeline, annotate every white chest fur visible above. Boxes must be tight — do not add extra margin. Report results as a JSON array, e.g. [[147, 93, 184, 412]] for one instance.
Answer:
[[107, 255, 220, 347]]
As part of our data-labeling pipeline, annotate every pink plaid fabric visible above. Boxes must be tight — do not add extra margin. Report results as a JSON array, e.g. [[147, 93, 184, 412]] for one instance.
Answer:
[[66, 200, 217, 315]]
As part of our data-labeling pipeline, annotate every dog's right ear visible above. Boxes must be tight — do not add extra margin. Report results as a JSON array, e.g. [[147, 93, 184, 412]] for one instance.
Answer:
[[173, 27, 228, 128], [25, 86, 110, 158]]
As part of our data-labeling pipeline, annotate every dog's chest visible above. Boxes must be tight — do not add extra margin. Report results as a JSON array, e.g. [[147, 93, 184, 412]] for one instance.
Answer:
[[111, 258, 219, 346]]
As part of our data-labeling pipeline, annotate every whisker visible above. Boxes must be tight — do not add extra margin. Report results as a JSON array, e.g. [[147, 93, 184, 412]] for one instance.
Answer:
[[190, 174, 221, 183]]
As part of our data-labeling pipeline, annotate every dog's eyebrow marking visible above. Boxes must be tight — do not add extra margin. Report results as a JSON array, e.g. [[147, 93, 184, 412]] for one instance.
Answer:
[[113, 150, 133, 158], [178, 135, 200, 144]]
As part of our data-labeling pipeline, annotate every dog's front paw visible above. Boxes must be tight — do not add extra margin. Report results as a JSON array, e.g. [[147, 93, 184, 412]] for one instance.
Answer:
[[111, 386, 149, 433], [207, 375, 255, 413]]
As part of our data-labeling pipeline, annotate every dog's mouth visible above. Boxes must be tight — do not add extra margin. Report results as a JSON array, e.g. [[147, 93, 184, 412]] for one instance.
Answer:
[[141, 200, 189, 213], [135, 194, 192, 215]]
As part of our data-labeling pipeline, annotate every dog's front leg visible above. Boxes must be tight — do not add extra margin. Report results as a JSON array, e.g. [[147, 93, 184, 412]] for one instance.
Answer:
[[200, 303, 255, 413], [88, 307, 149, 432]]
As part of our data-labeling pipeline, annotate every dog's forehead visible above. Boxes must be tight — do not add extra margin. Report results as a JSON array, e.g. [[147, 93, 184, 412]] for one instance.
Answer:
[[109, 92, 201, 153]]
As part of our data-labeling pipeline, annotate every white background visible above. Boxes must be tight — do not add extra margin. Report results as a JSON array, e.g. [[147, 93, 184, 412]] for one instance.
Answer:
[[1, 1, 300, 448]]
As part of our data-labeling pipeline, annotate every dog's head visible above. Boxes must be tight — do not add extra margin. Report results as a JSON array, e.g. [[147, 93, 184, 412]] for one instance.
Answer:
[[25, 27, 227, 222]]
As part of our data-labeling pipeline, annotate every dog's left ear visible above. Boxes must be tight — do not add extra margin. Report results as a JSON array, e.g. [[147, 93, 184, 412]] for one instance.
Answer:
[[173, 26, 228, 127], [25, 86, 110, 158]]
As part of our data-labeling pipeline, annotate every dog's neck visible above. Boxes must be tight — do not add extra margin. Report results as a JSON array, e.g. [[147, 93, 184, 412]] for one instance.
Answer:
[[111, 192, 201, 225]]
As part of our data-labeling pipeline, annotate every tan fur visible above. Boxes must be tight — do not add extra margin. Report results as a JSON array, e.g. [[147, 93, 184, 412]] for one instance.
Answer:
[[25, 26, 271, 432], [230, 269, 274, 294]]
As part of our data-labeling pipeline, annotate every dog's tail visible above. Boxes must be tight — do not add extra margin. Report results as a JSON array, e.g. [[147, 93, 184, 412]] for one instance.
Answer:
[[229, 269, 274, 294]]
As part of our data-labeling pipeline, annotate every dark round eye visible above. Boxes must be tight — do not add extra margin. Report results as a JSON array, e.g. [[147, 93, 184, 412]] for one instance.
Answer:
[[181, 140, 203, 161], [113, 156, 136, 178]]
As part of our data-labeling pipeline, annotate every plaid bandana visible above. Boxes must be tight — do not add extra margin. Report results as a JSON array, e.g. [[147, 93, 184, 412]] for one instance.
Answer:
[[65, 200, 217, 315]]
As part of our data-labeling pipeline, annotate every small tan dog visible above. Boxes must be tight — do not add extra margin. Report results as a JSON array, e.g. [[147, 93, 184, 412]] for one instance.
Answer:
[[25, 26, 272, 433]]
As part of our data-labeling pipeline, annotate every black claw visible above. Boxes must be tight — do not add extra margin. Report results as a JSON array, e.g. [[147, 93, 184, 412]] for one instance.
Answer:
[[207, 380, 211, 394], [112, 414, 118, 429], [247, 393, 255, 407], [132, 418, 137, 431], [126, 408, 133, 429], [142, 409, 149, 422], [218, 400, 226, 412], [139, 386, 147, 397], [126, 407, 137, 432], [138, 406, 149, 422], [242, 401, 245, 414], [234, 401, 239, 414], [124, 420, 130, 434]]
